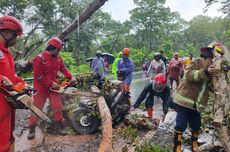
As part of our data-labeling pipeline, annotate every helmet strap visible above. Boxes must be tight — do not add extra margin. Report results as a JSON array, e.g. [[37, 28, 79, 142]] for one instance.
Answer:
[[0, 32, 10, 47], [0, 31, 16, 48], [51, 49, 59, 57]]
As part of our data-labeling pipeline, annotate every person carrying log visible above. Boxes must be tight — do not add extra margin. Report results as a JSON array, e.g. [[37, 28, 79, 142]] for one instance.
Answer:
[[172, 46, 220, 152]]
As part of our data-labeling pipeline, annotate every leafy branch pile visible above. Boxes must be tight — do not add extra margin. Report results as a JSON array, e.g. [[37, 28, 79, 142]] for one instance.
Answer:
[[120, 125, 138, 144], [124, 113, 157, 130], [134, 141, 169, 152]]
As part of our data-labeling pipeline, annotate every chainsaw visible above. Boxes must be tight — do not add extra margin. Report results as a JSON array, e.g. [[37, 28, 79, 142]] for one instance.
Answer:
[[0, 84, 51, 123]]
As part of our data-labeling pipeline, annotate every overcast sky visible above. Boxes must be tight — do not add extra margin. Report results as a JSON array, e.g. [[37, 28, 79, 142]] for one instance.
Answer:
[[101, 0, 223, 22]]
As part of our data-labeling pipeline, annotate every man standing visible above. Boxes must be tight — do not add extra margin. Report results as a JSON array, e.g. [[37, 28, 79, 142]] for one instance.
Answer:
[[112, 51, 122, 80], [91, 50, 106, 80], [173, 47, 219, 152], [147, 52, 165, 79], [117, 48, 134, 103], [167, 52, 183, 90], [183, 52, 193, 67], [27, 37, 76, 139], [0, 16, 25, 151], [159, 50, 167, 66]]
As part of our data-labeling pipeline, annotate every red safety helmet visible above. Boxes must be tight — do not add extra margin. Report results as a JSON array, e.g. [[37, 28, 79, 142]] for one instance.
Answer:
[[0, 16, 23, 36], [122, 48, 130, 55], [152, 73, 167, 92], [48, 37, 63, 50]]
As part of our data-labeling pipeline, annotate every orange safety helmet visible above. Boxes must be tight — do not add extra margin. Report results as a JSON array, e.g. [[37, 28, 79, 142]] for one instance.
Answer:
[[0, 16, 23, 36], [122, 48, 130, 55], [48, 37, 63, 50], [208, 42, 225, 55]]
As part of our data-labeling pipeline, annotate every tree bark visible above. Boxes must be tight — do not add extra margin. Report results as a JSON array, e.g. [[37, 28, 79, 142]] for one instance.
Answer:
[[91, 86, 113, 152], [210, 50, 230, 151], [58, 0, 108, 40]]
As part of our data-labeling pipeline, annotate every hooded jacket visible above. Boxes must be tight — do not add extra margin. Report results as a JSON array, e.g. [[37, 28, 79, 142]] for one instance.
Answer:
[[117, 57, 134, 85]]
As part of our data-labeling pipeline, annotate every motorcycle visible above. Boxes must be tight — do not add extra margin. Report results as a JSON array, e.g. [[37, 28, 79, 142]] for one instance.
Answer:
[[68, 80, 131, 134]]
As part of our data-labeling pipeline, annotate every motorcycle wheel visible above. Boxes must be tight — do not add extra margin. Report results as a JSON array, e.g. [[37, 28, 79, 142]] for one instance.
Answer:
[[71, 108, 100, 135]]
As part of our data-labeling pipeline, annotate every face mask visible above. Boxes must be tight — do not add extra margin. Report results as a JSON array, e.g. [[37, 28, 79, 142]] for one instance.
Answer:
[[122, 55, 128, 59], [51, 49, 60, 57]]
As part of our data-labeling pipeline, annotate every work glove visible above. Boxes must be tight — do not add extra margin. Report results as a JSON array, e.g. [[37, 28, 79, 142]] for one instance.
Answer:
[[70, 76, 76, 84], [2, 76, 13, 86], [51, 82, 60, 90], [208, 65, 220, 77]]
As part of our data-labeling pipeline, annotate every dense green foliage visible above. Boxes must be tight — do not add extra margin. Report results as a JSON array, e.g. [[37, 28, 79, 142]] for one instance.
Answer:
[[0, 0, 229, 69]]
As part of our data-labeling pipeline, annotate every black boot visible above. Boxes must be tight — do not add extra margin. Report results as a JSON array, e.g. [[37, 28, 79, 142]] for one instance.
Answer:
[[55, 121, 66, 136], [27, 126, 36, 140], [173, 130, 182, 152]]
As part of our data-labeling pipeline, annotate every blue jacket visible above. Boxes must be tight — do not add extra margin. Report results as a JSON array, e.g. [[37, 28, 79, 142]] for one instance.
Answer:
[[117, 57, 134, 85]]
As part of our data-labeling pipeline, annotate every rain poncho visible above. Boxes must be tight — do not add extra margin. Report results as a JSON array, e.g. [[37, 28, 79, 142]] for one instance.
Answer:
[[112, 52, 122, 80], [117, 57, 134, 85], [91, 56, 106, 79]]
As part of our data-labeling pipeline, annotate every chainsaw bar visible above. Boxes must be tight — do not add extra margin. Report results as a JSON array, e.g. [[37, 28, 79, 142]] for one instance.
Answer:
[[51, 87, 101, 98], [17, 94, 51, 123]]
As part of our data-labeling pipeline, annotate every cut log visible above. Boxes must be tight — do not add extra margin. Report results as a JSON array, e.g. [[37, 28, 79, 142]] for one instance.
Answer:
[[91, 86, 113, 152]]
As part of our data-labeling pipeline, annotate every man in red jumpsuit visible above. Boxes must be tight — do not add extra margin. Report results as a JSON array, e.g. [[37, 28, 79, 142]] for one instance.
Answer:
[[0, 16, 25, 152], [27, 37, 76, 139]]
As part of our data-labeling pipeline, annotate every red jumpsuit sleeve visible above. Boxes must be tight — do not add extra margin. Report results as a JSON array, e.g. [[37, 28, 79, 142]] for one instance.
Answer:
[[0, 75, 3, 82], [59, 57, 73, 80], [14, 74, 25, 84], [33, 56, 53, 87]]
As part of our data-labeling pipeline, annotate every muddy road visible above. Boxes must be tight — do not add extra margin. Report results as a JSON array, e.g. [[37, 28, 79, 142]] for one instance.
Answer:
[[14, 72, 223, 152]]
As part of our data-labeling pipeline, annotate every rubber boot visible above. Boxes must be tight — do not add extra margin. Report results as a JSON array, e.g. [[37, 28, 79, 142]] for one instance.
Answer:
[[191, 130, 199, 152], [147, 107, 153, 120], [55, 121, 66, 136], [9, 141, 15, 152], [173, 130, 182, 152], [27, 126, 36, 140]]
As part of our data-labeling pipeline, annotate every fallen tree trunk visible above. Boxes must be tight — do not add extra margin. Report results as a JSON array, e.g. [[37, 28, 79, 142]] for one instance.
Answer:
[[91, 86, 113, 152], [15, 0, 109, 72], [58, 0, 108, 40]]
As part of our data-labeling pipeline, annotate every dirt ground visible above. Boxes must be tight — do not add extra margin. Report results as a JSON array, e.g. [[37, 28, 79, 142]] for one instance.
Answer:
[[14, 99, 165, 151]]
